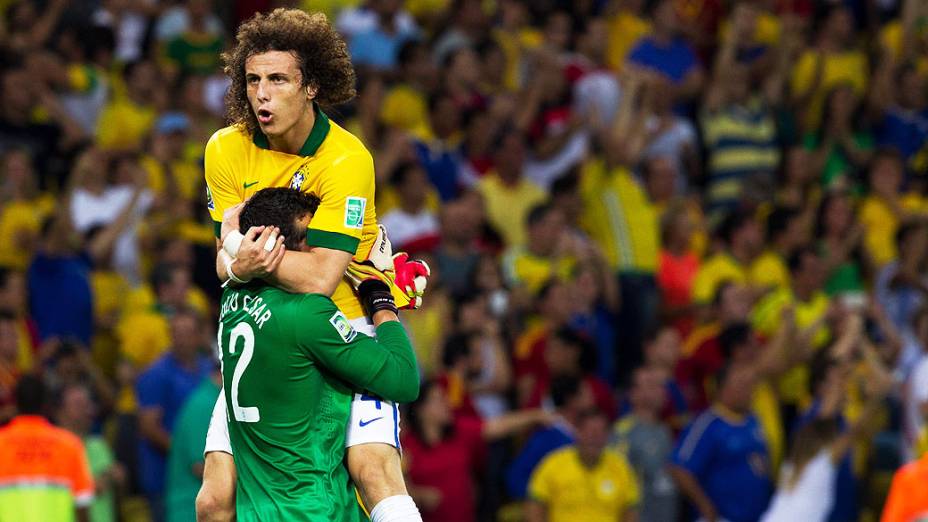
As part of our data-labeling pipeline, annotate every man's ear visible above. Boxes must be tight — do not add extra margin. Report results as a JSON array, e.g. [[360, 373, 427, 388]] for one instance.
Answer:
[[306, 84, 318, 101]]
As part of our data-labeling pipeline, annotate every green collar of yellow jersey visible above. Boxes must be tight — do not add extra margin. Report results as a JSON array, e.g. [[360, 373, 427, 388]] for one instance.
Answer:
[[251, 102, 331, 157]]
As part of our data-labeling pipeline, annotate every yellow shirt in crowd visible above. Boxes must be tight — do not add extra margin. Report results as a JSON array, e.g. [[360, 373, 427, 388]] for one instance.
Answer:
[[380, 84, 431, 140], [790, 49, 868, 130], [859, 193, 927, 268], [502, 246, 576, 295], [529, 446, 640, 522], [579, 160, 659, 274], [96, 98, 156, 151], [477, 173, 547, 248], [752, 287, 830, 408], [0, 196, 54, 270], [606, 11, 651, 71]]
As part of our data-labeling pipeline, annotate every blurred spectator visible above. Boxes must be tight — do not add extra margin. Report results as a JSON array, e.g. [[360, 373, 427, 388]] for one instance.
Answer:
[[904, 306, 928, 461], [766, 332, 892, 522], [44, 339, 116, 417], [380, 41, 436, 138], [701, 9, 788, 212], [692, 209, 763, 307], [859, 149, 924, 268], [876, 222, 928, 337], [789, 5, 867, 132], [626, 0, 705, 106], [403, 380, 553, 522], [431, 0, 487, 63], [165, 363, 221, 522], [753, 206, 807, 294], [641, 326, 688, 430], [0, 311, 22, 422], [670, 363, 773, 522], [604, 0, 651, 72], [657, 203, 700, 335], [70, 151, 154, 285], [505, 375, 595, 499], [57, 382, 125, 522], [449, 293, 511, 419], [160, 0, 224, 78], [95, 60, 162, 152], [677, 281, 752, 411], [0, 267, 38, 371], [349, 0, 419, 71], [0, 375, 94, 521], [336, 0, 418, 42], [380, 161, 441, 252], [816, 190, 866, 299], [526, 408, 640, 522], [612, 366, 677, 522], [804, 85, 873, 190], [568, 259, 620, 386], [0, 148, 54, 270], [135, 309, 211, 521], [502, 203, 575, 295], [476, 132, 546, 248], [413, 91, 472, 201], [434, 198, 482, 295]]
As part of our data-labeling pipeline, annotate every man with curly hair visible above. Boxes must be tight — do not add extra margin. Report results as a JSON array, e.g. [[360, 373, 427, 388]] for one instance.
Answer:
[[198, 8, 425, 522]]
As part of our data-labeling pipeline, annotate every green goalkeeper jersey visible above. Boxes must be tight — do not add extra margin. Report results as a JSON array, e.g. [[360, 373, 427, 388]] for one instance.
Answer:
[[217, 283, 419, 521]]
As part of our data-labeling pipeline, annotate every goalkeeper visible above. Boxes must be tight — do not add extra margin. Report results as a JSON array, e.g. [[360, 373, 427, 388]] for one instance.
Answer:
[[216, 187, 419, 521]]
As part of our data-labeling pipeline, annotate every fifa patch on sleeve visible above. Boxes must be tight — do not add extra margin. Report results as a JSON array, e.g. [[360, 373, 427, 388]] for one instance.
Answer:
[[329, 311, 357, 343], [345, 197, 366, 229], [206, 185, 214, 210]]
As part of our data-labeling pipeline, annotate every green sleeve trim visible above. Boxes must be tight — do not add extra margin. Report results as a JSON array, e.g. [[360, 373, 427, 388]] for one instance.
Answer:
[[305, 229, 360, 254], [213, 221, 222, 238]]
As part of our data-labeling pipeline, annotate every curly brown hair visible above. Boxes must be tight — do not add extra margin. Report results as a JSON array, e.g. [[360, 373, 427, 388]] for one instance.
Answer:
[[221, 8, 356, 134]]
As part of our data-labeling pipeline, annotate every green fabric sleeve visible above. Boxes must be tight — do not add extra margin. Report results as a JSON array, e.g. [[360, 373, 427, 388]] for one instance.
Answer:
[[296, 297, 420, 402]]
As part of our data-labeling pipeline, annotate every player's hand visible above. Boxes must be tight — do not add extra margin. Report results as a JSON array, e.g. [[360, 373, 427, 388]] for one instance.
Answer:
[[345, 260, 415, 309], [392, 253, 429, 309], [233, 226, 286, 280]]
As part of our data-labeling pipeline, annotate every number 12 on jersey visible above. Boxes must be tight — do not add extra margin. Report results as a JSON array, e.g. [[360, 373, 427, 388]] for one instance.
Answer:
[[218, 322, 261, 423]]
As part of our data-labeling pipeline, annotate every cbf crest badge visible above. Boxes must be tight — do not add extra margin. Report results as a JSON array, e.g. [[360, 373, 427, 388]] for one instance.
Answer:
[[289, 170, 305, 190]]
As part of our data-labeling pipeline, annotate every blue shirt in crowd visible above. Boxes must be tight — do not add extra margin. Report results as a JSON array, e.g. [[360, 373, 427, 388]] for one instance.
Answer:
[[27, 252, 93, 346], [505, 424, 574, 499], [672, 407, 772, 522], [627, 36, 699, 84], [135, 353, 213, 495]]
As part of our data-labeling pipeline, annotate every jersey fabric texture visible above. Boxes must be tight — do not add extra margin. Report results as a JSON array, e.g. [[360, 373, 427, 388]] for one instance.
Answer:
[[205, 105, 376, 319], [217, 283, 417, 521]]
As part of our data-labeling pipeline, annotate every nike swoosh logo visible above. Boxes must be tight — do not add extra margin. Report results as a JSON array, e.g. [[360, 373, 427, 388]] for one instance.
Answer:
[[243, 181, 259, 189], [358, 417, 383, 427]]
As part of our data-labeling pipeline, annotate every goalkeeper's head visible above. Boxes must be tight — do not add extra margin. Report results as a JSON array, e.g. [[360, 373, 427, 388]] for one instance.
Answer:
[[239, 187, 321, 251]]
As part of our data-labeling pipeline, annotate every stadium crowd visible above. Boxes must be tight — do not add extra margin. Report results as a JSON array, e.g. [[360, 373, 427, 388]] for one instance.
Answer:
[[0, 0, 927, 521]]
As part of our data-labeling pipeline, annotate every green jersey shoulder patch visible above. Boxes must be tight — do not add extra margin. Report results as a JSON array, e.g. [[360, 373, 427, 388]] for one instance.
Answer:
[[329, 311, 357, 343], [344, 197, 365, 229]]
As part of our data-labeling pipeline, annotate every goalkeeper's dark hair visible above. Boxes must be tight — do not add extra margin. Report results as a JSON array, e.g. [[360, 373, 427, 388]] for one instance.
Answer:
[[239, 188, 321, 251]]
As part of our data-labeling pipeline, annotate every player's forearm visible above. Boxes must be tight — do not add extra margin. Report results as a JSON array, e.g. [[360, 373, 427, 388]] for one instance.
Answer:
[[362, 322, 420, 403], [266, 249, 346, 295]]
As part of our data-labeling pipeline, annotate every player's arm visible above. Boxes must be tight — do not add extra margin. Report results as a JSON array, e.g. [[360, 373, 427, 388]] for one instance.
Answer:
[[295, 284, 420, 402]]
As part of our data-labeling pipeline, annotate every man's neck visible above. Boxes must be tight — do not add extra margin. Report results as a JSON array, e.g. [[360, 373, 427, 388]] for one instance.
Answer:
[[268, 109, 316, 155], [577, 449, 602, 469]]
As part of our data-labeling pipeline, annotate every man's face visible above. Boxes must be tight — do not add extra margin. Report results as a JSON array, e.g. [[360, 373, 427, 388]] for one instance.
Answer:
[[171, 314, 201, 358], [575, 413, 610, 457], [544, 336, 579, 375], [59, 386, 95, 433], [245, 51, 314, 138]]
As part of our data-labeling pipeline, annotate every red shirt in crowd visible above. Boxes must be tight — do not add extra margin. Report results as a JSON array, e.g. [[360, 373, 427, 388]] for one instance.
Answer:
[[402, 417, 485, 522], [657, 249, 700, 336]]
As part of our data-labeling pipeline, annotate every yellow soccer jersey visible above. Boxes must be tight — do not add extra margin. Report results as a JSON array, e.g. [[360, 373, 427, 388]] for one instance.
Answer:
[[529, 446, 640, 522], [204, 106, 376, 319]]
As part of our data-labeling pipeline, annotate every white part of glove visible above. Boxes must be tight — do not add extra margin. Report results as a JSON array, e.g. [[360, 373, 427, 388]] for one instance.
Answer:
[[366, 224, 394, 271]]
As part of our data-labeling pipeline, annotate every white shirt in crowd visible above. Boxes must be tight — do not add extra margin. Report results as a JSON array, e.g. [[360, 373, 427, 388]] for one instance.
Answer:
[[70, 185, 153, 286], [379, 208, 439, 251], [760, 450, 836, 522], [905, 354, 928, 461]]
